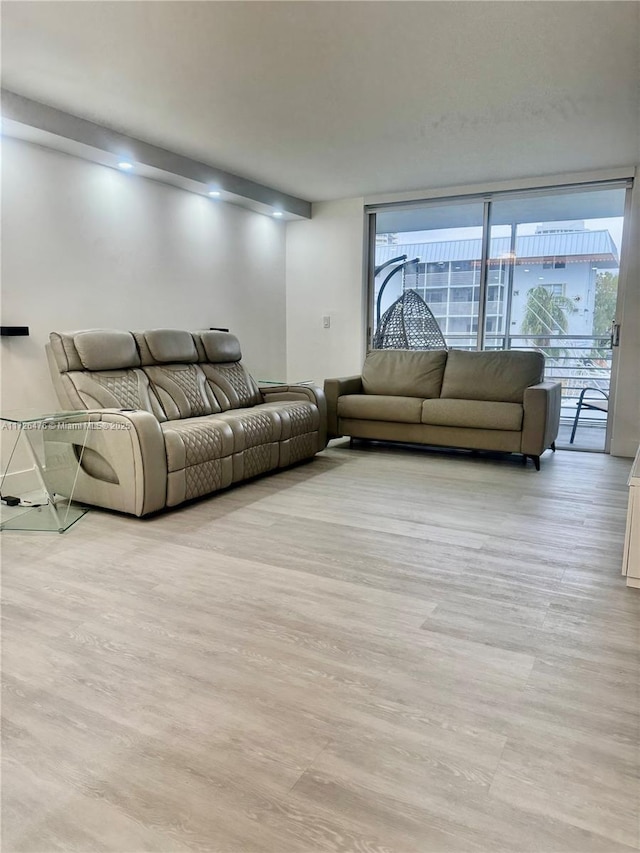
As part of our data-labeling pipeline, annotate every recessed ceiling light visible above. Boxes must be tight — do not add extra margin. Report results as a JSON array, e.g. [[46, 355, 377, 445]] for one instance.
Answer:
[[524, 268, 530, 272], [117, 161, 133, 170], [538, 277, 544, 280], [208, 190, 221, 197], [273, 211, 283, 217]]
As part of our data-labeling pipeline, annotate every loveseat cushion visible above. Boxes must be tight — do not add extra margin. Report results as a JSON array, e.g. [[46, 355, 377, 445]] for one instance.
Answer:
[[421, 399, 523, 431], [338, 394, 423, 424], [440, 350, 544, 403], [361, 349, 448, 399]]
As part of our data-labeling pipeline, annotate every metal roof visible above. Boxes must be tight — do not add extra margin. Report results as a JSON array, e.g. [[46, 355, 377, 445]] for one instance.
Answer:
[[375, 230, 619, 266]]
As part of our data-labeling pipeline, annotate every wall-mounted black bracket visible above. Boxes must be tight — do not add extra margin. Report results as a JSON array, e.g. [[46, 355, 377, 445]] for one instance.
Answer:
[[0, 326, 29, 336]]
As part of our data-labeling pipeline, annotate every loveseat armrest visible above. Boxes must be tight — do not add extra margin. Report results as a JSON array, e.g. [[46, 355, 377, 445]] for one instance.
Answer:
[[43, 408, 167, 516], [259, 384, 327, 450], [324, 375, 363, 438], [521, 381, 562, 457]]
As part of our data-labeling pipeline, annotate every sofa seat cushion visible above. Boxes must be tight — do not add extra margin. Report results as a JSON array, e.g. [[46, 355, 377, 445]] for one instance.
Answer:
[[162, 417, 235, 473], [338, 394, 423, 424], [362, 349, 448, 398], [440, 349, 544, 403], [204, 407, 283, 451], [162, 417, 236, 505], [256, 401, 321, 468], [258, 400, 320, 439], [421, 398, 523, 431]]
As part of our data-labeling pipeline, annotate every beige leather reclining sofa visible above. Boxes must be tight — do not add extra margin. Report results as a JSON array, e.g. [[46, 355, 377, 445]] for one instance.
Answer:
[[325, 349, 561, 469], [46, 329, 327, 515]]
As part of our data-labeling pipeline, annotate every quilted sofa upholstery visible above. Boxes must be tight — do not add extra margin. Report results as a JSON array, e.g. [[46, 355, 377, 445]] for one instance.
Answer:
[[45, 329, 327, 515], [325, 348, 561, 469]]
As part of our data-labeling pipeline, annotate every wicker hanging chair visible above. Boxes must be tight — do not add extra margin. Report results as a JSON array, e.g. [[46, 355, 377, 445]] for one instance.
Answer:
[[373, 289, 447, 350]]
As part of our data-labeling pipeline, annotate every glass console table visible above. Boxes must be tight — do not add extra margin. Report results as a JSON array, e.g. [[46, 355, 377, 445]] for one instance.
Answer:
[[258, 379, 314, 386], [0, 410, 91, 532]]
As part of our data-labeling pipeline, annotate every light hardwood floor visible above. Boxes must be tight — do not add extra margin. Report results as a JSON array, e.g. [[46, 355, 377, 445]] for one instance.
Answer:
[[2, 441, 639, 853]]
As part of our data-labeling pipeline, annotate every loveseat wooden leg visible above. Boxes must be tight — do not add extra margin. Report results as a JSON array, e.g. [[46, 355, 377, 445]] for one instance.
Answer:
[[551, 441, 556, 452], [532, 455, 540, 471]]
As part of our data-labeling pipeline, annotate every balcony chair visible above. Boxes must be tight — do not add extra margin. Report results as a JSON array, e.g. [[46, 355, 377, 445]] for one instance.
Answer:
[[373, 288, 447, 350], [570, 387, 609, 444]]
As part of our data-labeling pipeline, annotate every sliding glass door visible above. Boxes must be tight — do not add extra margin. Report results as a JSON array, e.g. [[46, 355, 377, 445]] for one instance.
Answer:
[[373, 201, 485, 351], [369, 181, 631, 451], [486, 188, 626, 450]]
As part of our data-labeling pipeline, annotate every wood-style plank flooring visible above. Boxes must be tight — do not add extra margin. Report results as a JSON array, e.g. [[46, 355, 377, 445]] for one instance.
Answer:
[[2, 441, 639, 852]]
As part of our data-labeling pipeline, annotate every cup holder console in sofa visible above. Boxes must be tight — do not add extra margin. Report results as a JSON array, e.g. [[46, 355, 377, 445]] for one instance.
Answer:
[[45, 328, 327, 516]]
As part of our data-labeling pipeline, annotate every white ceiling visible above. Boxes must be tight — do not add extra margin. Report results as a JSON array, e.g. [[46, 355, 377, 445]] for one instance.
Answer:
[[2, 1, 639, 202]]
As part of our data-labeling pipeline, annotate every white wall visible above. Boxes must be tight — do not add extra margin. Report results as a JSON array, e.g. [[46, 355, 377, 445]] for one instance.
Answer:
[[285, 198, 366, 384], [1, 138, 287, 414]]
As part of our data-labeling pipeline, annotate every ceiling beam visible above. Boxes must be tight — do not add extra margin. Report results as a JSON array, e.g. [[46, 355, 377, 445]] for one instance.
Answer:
[[1, 89, 312, 219]]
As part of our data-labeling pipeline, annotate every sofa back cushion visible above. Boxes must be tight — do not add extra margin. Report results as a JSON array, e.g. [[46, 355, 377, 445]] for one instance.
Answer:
[[362, 349, 448, 399], [143, 364, 220, 419], [195, 331, 262, 410], [63, 368, 167, 417], [49, 330, 141, 373], [134, 329, 199, 365], [199, 330, 242, 363], [47, 330, 167, 419], [48, 328, 263, 419], [440, 349, 544, 403], [200, 363, 262, 411], [74, 330, 140, 371]]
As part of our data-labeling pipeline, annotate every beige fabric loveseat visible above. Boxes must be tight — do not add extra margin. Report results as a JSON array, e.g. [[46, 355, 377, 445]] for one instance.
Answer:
[[325, 349, 561, 469], [45, 328, 327, 515]]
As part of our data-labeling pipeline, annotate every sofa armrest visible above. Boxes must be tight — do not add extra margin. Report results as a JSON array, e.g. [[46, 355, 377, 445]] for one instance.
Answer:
[[324, 375, 363, 438], [259, 384, 327, 450], [43, 409, 167, 516], [521, 382, 562, 456]]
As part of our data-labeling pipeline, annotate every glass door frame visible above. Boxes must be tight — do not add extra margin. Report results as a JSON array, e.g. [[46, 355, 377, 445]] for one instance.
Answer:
[[365, 177, 634, 453]]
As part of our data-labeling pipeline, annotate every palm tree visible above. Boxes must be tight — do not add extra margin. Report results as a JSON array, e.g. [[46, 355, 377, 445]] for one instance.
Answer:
[[520, 285, 577, 358]]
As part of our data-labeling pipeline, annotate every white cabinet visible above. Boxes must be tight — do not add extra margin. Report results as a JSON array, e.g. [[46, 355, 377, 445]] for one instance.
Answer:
[[622, 445, 640, 588]]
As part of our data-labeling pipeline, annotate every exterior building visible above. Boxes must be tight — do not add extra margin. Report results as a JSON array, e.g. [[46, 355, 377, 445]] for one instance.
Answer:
[[374, 223, 620, 351]]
